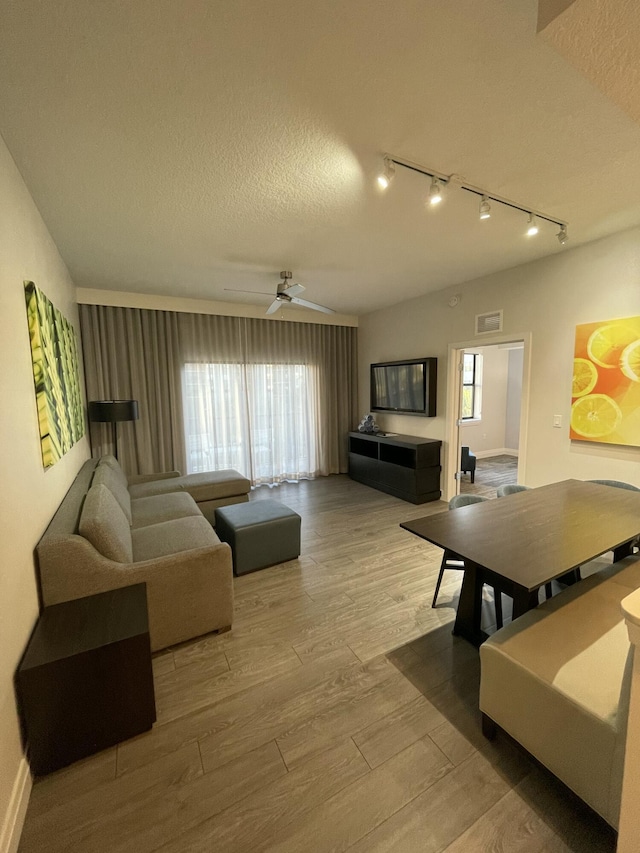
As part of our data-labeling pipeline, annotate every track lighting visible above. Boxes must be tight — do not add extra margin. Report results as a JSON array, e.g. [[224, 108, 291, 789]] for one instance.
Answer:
[[377, 154, 567, 243], [428, 177, 443, 206], [479, 196, 491, 220], [377, 157, 395, 190]]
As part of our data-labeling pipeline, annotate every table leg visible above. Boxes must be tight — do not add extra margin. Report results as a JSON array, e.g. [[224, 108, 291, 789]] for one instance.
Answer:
[[512, 586, 540, 620], [453, 561, 488, 647], [614, 541, 634, 563]]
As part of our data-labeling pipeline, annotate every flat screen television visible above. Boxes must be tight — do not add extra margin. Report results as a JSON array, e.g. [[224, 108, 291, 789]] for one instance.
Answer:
[[370, 357, 437, 417]]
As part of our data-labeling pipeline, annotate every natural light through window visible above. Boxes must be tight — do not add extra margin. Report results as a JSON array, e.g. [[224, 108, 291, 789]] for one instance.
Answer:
[[182, 362, 318, 485], [462, 352, 483, 420]]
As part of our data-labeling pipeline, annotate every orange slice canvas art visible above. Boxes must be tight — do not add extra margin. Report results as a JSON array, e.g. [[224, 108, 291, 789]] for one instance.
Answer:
[[571, 316, 640, 447]]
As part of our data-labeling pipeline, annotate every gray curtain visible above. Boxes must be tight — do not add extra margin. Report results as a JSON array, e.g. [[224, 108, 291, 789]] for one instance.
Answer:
[[79, 304, 357, 479], [79, 305, 186, 475]]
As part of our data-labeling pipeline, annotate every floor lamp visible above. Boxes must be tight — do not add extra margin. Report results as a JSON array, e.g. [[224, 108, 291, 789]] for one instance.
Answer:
[[88, 400, 139, 461]]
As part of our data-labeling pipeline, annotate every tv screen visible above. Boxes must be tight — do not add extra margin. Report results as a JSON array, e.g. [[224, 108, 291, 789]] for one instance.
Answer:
[[370, 358, 437, 416]]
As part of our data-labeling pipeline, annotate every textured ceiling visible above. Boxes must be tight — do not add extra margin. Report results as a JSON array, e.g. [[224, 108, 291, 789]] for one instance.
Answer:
[[540, 0, 640, 126], [0, 0, 639, 316]]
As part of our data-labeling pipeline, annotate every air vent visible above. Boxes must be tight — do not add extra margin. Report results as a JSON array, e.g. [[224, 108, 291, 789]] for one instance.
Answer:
[[475, 310, 503, 335]]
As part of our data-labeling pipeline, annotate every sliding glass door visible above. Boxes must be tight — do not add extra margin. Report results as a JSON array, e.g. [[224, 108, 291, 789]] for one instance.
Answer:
[[182, 361, 318, 485]]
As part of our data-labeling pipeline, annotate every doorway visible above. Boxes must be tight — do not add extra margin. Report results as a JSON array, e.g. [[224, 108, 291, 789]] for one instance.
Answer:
[[444, 333, 531, 502]]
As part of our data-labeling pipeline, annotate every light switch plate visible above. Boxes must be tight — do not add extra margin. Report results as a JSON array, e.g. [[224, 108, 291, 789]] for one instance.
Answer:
[[553, 414, 562, 428]]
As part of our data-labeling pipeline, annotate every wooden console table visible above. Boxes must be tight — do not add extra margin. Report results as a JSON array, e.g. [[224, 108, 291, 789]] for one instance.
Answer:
[[17, 583, 156, 775], [348, 431, 442, 503]]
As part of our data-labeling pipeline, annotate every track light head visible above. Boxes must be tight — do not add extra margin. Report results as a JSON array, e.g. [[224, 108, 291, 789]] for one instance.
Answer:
[[377, 157, 395, 190], [479, 196, 491, 220], [376, 154, 569, 243], [428, 177, 443, 206]]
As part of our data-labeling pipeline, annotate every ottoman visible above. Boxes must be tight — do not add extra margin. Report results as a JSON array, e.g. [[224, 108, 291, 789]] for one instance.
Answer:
[[214, 500, 301, 575]]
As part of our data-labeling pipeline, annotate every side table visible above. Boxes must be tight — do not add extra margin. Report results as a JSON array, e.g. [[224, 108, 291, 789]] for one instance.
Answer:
[[16, 583, 156, 775]]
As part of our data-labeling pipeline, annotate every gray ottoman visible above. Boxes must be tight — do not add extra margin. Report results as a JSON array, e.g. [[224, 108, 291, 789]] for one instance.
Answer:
[[214, 500, 301, 576]]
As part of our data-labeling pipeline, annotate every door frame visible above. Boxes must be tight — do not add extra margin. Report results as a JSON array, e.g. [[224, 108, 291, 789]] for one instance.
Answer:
[[443, 331, 532, 502]]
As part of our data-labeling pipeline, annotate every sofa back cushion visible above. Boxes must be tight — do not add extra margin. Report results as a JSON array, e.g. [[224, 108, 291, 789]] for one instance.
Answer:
[[79, 483, 133, 563], [92, 464, 132, 523], [98, 455, 129, 488]]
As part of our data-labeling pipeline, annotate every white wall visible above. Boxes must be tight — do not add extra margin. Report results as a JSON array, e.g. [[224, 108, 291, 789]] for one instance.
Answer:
[[358, 227, 640, 488], [0, 135, 88, 852], [459, 345, 510, 455], [505, 347, 523, 451]]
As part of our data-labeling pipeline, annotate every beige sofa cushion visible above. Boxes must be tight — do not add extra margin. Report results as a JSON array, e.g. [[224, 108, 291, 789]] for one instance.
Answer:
[[132, 516, 219, 561], [131, 492, 201, 529], [79, 484, 133, 563], [128, 478, 184, 499], [128, 469, 251, 502], [98, 454, 129, 489], [93, 464, 133, 523], [174, 470, 251, 501]]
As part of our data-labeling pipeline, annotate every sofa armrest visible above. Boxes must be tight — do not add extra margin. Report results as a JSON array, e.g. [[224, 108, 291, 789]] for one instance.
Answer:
[[127, 471, 181, 485], [38, 534, 233, 651]]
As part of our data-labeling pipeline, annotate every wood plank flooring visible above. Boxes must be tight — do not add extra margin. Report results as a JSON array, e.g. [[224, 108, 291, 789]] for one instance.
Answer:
[[461, 453, 518, 498], [18, 475, 616, 853]]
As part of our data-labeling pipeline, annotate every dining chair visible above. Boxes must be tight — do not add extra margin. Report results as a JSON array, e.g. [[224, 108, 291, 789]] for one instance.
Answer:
[[431, 494, 503, 629], [496, 483, 531, 498], [588, 479, 640, 552], [587, 479, 640, 491], [460, 446, 477, 483]]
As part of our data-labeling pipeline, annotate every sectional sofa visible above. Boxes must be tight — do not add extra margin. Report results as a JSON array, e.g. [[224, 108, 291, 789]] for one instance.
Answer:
[[37, 456, 250, 651]]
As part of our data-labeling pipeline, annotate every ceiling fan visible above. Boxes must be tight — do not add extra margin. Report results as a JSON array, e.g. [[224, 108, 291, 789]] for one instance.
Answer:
[[225, 271, 335, 315]]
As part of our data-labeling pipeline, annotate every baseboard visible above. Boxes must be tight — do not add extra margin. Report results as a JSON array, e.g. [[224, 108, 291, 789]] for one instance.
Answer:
[[0, 758, 31, 853], [474, 448, 519, 459]]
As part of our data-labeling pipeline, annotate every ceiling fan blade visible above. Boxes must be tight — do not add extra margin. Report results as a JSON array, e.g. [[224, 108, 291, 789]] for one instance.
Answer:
[[283, 283, 305, 297], [266, 299, 282, 314], [291, 296, 335, 314], [224, 288, 271, 296]]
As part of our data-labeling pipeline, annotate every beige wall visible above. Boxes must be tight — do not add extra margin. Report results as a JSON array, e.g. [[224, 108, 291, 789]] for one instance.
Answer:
[[505, 348, 524, 451], [358, 227, 640, 489], [76, 288, 358, 327], [537, 0, 576, 31], [0, 135, 88, 851]]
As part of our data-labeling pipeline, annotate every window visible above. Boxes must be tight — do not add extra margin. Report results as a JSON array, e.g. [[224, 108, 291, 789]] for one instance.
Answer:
[[182, 362, 318, 485], [461, 352, 482, 420]]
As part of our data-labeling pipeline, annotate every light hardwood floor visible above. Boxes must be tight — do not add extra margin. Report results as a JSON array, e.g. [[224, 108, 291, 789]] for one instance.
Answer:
[[18, 475, 616, 853], [460, 454, 519, 498]]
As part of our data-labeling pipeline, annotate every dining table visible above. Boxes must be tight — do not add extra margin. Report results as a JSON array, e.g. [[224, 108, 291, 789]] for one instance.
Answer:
[[400, 479, 640, 646]]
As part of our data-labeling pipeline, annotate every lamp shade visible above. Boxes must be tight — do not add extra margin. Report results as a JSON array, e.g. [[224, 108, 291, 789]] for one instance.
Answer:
[[88, 400, 139, 423]]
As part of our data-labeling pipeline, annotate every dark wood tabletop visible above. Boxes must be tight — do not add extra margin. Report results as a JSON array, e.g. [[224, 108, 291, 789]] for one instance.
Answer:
[[401, 479, 640, 646], [401, 479, 640, 592]]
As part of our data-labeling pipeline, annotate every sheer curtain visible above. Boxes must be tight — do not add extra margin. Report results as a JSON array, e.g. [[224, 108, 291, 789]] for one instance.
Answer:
[[80, 304, 357, 483], [183, 361, 318, 484]]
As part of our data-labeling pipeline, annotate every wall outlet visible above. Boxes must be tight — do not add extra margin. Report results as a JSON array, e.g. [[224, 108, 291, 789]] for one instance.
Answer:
[[553, 414, 562, 428]]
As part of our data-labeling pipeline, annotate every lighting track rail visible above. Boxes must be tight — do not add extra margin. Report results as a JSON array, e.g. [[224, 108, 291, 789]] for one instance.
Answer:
[[378, 154, 568, 243]]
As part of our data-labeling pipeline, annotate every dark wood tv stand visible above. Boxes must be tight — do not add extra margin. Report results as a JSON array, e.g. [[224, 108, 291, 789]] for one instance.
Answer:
[[348, 432, 442, 504]]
